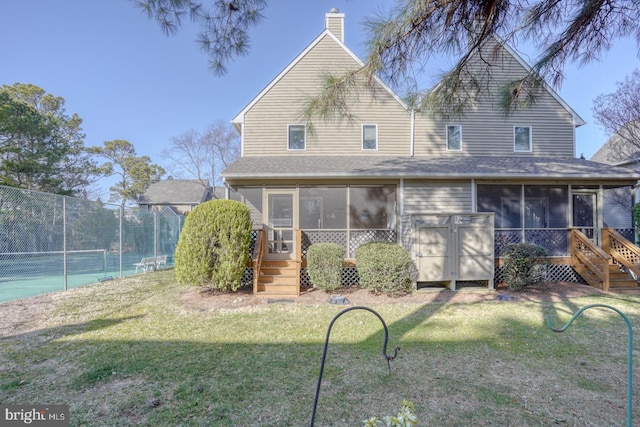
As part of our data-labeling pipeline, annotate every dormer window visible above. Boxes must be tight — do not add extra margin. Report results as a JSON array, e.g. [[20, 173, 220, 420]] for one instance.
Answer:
[[362, 124, 377, 150], [514, 126, 532, 152], [446, 125, 462, 151], [288, 124, 306, 150]]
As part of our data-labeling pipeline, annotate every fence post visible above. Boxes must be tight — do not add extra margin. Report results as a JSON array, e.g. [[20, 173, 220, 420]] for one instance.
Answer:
[[63, 196, 68, 291], [119, 205, 124, 278], [154, 211, 158, 258]]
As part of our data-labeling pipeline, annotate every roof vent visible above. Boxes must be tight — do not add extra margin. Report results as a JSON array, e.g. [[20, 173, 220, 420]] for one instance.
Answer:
[[330, 7, 339, 13]]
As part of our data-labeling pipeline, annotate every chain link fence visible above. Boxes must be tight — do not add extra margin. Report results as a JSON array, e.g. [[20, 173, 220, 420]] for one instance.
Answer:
[[0, 185, 185, 303]]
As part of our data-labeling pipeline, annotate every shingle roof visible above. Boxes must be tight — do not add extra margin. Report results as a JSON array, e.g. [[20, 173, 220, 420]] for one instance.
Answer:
[[138, 179, 211, 205], [591, 134, 640, 167], [221, 156, 640, 181]]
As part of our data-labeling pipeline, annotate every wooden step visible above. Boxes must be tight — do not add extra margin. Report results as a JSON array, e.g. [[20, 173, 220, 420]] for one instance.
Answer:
[[255, 283, 299, 296], [607, 265, 639, 288], [255, 259, 300, 297], [574, 264, 639, 289]]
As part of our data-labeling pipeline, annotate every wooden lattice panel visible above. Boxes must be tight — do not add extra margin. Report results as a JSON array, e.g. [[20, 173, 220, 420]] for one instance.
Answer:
[[348, 230, 397, 257], [494, 230, 521, 256], [495, 264, 584, 285], [525, 229, 569, 257], [300, 231, 348, 258]]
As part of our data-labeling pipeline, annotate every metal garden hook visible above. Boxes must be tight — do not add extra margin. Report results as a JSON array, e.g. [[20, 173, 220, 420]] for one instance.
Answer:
[[310, 306, 400, 427], [546, 304, 633, 427]]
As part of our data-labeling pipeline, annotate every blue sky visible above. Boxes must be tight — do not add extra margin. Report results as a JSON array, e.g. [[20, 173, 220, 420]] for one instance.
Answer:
[[1, 1, 638, 198]]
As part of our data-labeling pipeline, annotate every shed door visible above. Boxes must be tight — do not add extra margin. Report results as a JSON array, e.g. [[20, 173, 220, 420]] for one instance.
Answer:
[[456, 215, 494, 281], [416, 225, 451, 281]]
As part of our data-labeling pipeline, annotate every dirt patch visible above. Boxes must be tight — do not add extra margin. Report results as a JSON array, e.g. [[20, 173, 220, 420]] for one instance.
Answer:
[[176, 281, 611, 312]]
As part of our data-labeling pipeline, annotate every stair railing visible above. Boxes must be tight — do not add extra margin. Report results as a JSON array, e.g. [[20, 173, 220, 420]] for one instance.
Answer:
[[602, 228, 640, 278], [295, 229, 302, 296], [252, 226, 266, 294], [570, 228, 611, 291]]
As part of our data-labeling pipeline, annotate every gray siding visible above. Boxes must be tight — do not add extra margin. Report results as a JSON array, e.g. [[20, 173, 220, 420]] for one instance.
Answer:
[[404, 180, 472, 214], [243, 35, 411, 157]]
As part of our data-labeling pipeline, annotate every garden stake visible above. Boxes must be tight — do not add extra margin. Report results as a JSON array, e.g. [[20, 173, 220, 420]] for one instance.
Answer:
[[546, 304, 633, 427], [310, 306, 400, 427]]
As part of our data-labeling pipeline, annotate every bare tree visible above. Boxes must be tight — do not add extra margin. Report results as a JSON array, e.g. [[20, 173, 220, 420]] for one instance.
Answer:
[[593, 69, 640, 163], [161, 120, 240, 191]]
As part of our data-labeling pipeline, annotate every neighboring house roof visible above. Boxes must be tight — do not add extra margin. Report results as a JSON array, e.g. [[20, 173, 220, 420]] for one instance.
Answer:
[[222, 155, 640, 182], [591, 129, 640, 167], [138, 179, 212, 206], [230, 15, 407, 130]]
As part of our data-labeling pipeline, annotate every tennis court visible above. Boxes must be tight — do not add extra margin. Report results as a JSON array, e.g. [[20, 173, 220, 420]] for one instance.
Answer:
[[0, 250, 174, 302], [0, 185, 183, 303]]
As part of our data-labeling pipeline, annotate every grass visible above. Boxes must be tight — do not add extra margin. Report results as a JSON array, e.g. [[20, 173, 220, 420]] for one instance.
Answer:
[[1, 270, 640, 426]]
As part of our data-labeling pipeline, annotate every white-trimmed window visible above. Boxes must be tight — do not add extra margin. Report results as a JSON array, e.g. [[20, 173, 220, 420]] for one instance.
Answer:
[[446, 125, 462, 151], [514, 126, 532, 152], [288, 124, 306, 150], [362, 124, 377, 150]]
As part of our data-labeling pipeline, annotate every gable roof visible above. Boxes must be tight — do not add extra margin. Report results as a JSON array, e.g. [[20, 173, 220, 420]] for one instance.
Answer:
[[591, 122, 640, 166], [138, 179, 211, 205], [222, 155, 640, 182], [427, 35, 586, 127], [231, 22, 407, 131], [497, 40, 586, 127]]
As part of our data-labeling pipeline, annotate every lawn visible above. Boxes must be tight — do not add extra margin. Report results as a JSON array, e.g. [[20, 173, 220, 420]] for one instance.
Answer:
[[1, 270, 639, 426]]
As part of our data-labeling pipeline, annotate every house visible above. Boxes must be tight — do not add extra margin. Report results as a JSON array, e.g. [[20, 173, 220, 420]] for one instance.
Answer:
[[138, 179, 222, 214], [222, 9, 640, 296], [590, 124, 640, 237]]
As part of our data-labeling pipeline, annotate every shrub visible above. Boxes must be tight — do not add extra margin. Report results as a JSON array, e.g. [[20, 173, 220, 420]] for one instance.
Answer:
[[501, 243, 549, 291], [306, 243, 344, 291], [174, 199, 252, 291], [355, 242, 417, 297]]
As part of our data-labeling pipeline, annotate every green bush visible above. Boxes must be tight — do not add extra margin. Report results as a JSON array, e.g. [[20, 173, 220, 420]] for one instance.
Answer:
[[306, 243, 344, 291], [355, 242, 417, 297], [502, 243, 549, 291], [174, 199, 252, 291]]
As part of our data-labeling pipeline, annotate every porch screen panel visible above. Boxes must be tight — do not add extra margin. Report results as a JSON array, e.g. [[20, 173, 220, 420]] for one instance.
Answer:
[[299, 187, 346, 229], [477, 185, 521, 229], [524, 186, 567, 228], [234, 187, 263, 226], [349, 186, 396, 229], [603, 185, 633, 229]]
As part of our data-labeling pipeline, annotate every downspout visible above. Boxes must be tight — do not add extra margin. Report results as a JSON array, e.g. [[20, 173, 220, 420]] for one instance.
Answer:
[[399, 178, 404, 216], [240, 122, 245, 157], [410, 109, 415, 157], [471, 178, 476, 213], [223, 177, 230, 199]]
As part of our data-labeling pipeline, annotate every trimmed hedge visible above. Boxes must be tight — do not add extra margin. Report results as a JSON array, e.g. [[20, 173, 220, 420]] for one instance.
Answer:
[[355, 242, 417, 297], [174, 199, 252, 291], [306, 243, 345, 291], [501, 243, 549, 291]]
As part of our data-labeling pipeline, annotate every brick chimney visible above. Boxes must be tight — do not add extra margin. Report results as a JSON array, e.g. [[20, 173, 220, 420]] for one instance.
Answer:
[[325, 8, 345, 43]]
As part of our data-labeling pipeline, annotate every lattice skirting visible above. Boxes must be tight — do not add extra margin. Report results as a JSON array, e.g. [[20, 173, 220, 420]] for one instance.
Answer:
[[242, 263, 587, 289], [494, 263, 585, 285]]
